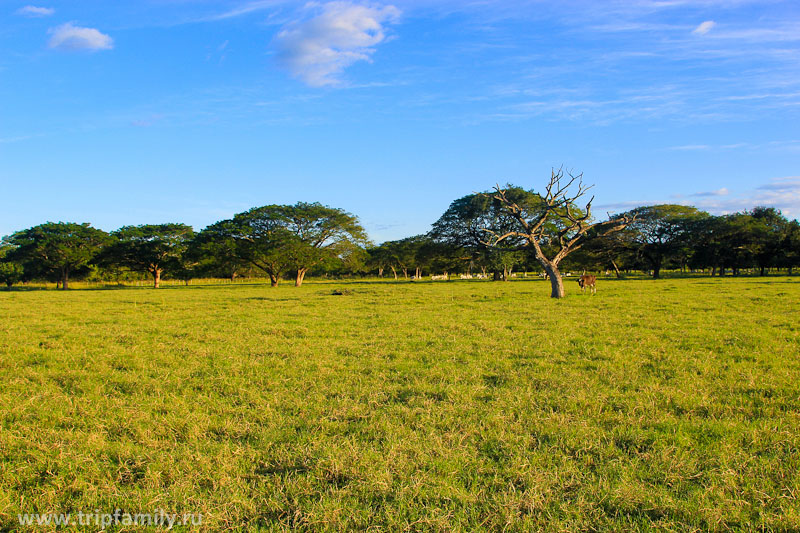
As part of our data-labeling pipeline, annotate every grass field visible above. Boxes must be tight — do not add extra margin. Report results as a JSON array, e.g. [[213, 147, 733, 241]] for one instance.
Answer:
[[1, 277, 799, 531]]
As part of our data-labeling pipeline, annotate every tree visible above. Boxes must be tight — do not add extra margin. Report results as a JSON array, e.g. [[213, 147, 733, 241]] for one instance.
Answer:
[[170, 249, 201, 286], [101, 224, 194, 288], [370, 236, 431, 280], [568, 231, 634, 277], [190, 220, 252, 281], [621, 204, 708, 279], [417, 238, 462, 278], [219, 207, 294, 287], [748, 207, 791, 276], [223, 203, 367, 287], [366, 244, 393, 278], [0, 243, 24, 288], [430, 192, 529, 279], [6, 222, 109, 289], [785, 219, 800, 274], [277, 202, 368, 286], [484, 169, 633, 298], [687, 215, 727, 275]]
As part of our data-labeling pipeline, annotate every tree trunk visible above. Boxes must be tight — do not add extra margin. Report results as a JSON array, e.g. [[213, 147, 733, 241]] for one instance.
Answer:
[[652, 265, 661, 279], [153, 268, 161, 288], [230, 272, 237, 283], [493, 271, 501, 281], [402, 268, 408, 279], [269, 274, 279, 287], [760, 265, 766, 276], [61, 269, 69, 290], [610, 259, 622, 278], [378, 267, 384, 278], [543, 263, 565, 298], [295, 268, 308, 287], [390, 266, 397, 280]]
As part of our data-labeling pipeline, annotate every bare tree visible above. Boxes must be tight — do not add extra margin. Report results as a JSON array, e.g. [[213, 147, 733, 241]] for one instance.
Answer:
[[483, 168, 633, 298]]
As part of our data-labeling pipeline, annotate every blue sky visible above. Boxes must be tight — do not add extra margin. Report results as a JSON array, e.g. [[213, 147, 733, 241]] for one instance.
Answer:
[[1, 0, 799, 242]]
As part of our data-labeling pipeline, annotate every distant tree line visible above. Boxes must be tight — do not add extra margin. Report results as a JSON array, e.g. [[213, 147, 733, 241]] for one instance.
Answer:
[[0, 202, 367, 289], [2, 187, 798, 291]]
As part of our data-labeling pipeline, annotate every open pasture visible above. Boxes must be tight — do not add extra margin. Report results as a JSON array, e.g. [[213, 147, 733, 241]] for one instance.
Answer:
[[1, 277, 799, 531]]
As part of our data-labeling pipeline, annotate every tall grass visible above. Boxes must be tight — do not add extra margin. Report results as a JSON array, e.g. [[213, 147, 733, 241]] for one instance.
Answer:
[[1, 277, 798, 531]]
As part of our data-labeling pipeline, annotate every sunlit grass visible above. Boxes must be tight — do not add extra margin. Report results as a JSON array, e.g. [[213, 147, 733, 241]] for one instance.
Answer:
[[1, 276, 799, 531]]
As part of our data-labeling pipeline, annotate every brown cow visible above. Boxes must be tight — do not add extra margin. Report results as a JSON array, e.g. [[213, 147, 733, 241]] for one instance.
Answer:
[[577, 274, 597, 294]]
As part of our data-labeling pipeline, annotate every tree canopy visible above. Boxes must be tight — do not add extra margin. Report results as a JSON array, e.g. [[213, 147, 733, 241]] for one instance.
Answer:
[[100, 224, 195, 288], [0, 243, 24, 288], [484, 169, 632, 297], [1, 191, 797, 290], [5, 222, 109, 289], [619, 204, 709, 279]]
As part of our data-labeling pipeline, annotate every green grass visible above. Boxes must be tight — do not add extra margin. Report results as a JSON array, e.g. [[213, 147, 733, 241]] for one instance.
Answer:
[[1, 277, 799, 531]]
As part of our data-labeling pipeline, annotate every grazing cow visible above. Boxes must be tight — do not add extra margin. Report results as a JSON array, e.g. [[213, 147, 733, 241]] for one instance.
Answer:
[[577, 274, 597, 294]]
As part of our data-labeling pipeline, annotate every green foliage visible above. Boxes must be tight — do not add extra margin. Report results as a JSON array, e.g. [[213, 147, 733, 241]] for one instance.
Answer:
[[280, 202, 368, 282], [5, 222, 110, 288], [221, 202, 368, 286], [429, 189, 537, 276], [189, 220, 253, 280], [100, 223, 195, 287], [3, 198, 797, 287], [0, 244, 24, 287], [368, 235, 434, 278], [621, 205, 710, 278]]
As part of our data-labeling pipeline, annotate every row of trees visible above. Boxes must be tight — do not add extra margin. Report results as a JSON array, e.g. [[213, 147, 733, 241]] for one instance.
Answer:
[[0, 203, 367, 290], [373, 202, 799, 276], [368, 176, 800, 296], [2, 172, 799, 297]]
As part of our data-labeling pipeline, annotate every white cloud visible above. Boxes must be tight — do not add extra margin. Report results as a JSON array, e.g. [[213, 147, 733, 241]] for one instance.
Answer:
[[599, 178, 800, 219], [692, 20, 715, 35], [274, 2, 400, 87], [206, 0, 283, 21], [668, 144, 712, 151], [48, 23, 113, 51], [693, 179, 800, 217], [691, 188, 729, 197], [16, 5, 54, 17]]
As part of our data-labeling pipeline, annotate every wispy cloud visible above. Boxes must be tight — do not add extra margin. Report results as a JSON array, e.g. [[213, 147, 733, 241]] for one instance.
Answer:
[[666, 140, 800, 152], [692, 20, 715, 35], [204, 0, 284, 21], [602, 177, 800, 218], [691, 187, 729, 197], [0, 135, 35, 144], [756, 176, 800, 192], [669, 144, 712, 151], [48, 23, 113, 51], [273, 2, 401, 87], [16, 5, 54, 17], [692, 177, 800, 217]]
